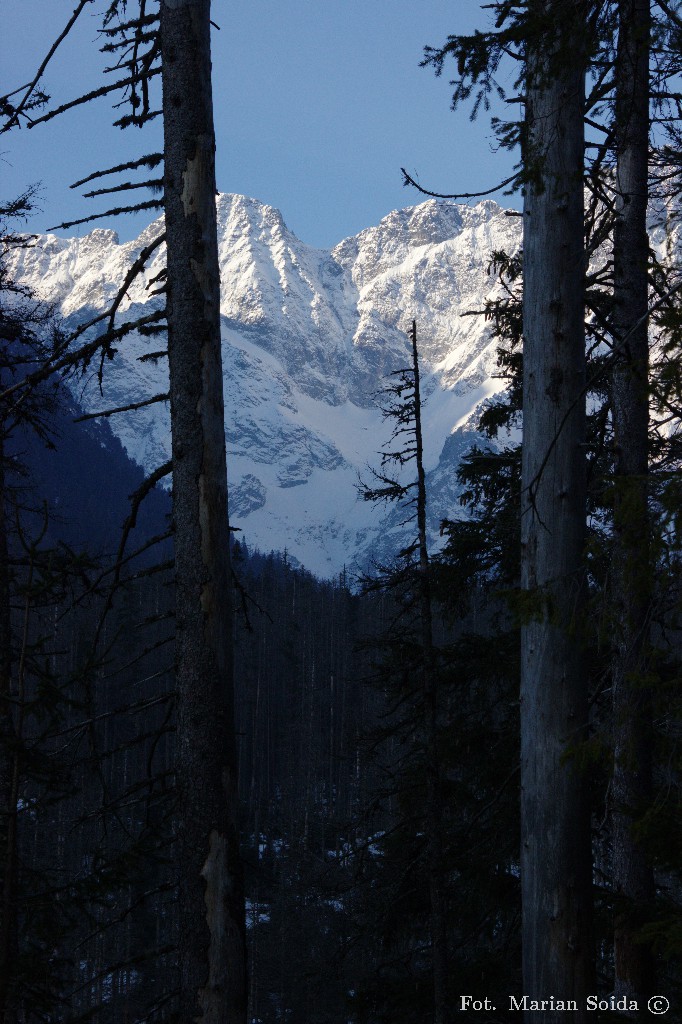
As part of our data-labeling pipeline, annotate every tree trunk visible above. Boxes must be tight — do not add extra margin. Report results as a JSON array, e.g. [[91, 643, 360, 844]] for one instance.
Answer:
[[610, 0, 655, 1009], [520, 4, 593, 1020], [160, 3, 247, 1021]]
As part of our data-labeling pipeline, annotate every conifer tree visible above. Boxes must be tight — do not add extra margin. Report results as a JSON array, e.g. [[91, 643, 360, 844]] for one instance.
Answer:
[[609, 0, 656, 1009], [419, 4, 595, 1010], [3, 4, 248, 1017], [519, 4, 594, 1015], [361, 321, 449, 1024]]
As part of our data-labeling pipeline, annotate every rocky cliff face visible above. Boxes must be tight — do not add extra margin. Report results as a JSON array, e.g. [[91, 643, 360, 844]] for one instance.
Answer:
[[9, 193, 522, 577]]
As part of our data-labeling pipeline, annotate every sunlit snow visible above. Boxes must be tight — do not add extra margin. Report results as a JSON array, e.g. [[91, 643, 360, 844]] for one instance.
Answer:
[[9, 194, 522, 577]]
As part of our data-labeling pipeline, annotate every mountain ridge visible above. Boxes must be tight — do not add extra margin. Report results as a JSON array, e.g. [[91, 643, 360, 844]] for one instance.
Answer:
[[9, 193, 522, 578]]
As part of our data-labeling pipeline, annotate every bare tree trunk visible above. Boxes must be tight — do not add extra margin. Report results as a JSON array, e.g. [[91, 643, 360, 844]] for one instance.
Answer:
[[520, 4, 593, 1019], [160, 3, 247, 1021], [411, 321, 449, 1024], [611, 0, 655, 1009]]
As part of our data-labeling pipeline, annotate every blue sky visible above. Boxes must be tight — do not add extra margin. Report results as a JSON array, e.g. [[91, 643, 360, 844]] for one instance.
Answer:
[[2, 1, 520, 247]]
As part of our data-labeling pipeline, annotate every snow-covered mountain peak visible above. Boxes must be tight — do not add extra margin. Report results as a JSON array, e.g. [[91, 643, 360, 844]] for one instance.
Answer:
[[332, 199, 463, 286], [9, 193, 522, 577]]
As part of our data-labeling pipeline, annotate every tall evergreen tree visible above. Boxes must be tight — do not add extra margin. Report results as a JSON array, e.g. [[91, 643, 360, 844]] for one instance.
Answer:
[[409, 322, 449, 1024], [609, 0, 656, 1009], [520, 4, 593, 1015], [360, 322, 449, 1024]]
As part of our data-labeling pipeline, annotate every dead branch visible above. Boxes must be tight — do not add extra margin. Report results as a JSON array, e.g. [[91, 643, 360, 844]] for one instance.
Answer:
[[47, 198, 163, 231], [73, 391, 169, 422], [27, 67, 161, 128], [70, 153, 163, 189], [401, 168, 519, 200]]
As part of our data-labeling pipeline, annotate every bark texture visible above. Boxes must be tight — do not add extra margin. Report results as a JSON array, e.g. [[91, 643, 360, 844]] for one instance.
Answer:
[[520, 4, 593, 1020], [160, 3, 247, 1021], [610, 0, 655, 1009]]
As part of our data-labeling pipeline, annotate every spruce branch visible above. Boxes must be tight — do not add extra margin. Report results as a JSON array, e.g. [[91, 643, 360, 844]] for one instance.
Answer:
[[0, 309, 165, 406], [113, 108, 161, 129], [46, 199, 163, 231], [525, 277, 682, 524], [100, 10, 159, 34], [26, 68, 161, 128], [70, 153, 163, 189], [101, 29, 157, 54], [137, 348, 168, 361], [82, 177, 163, 198], [88, 460, 173, 655]]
